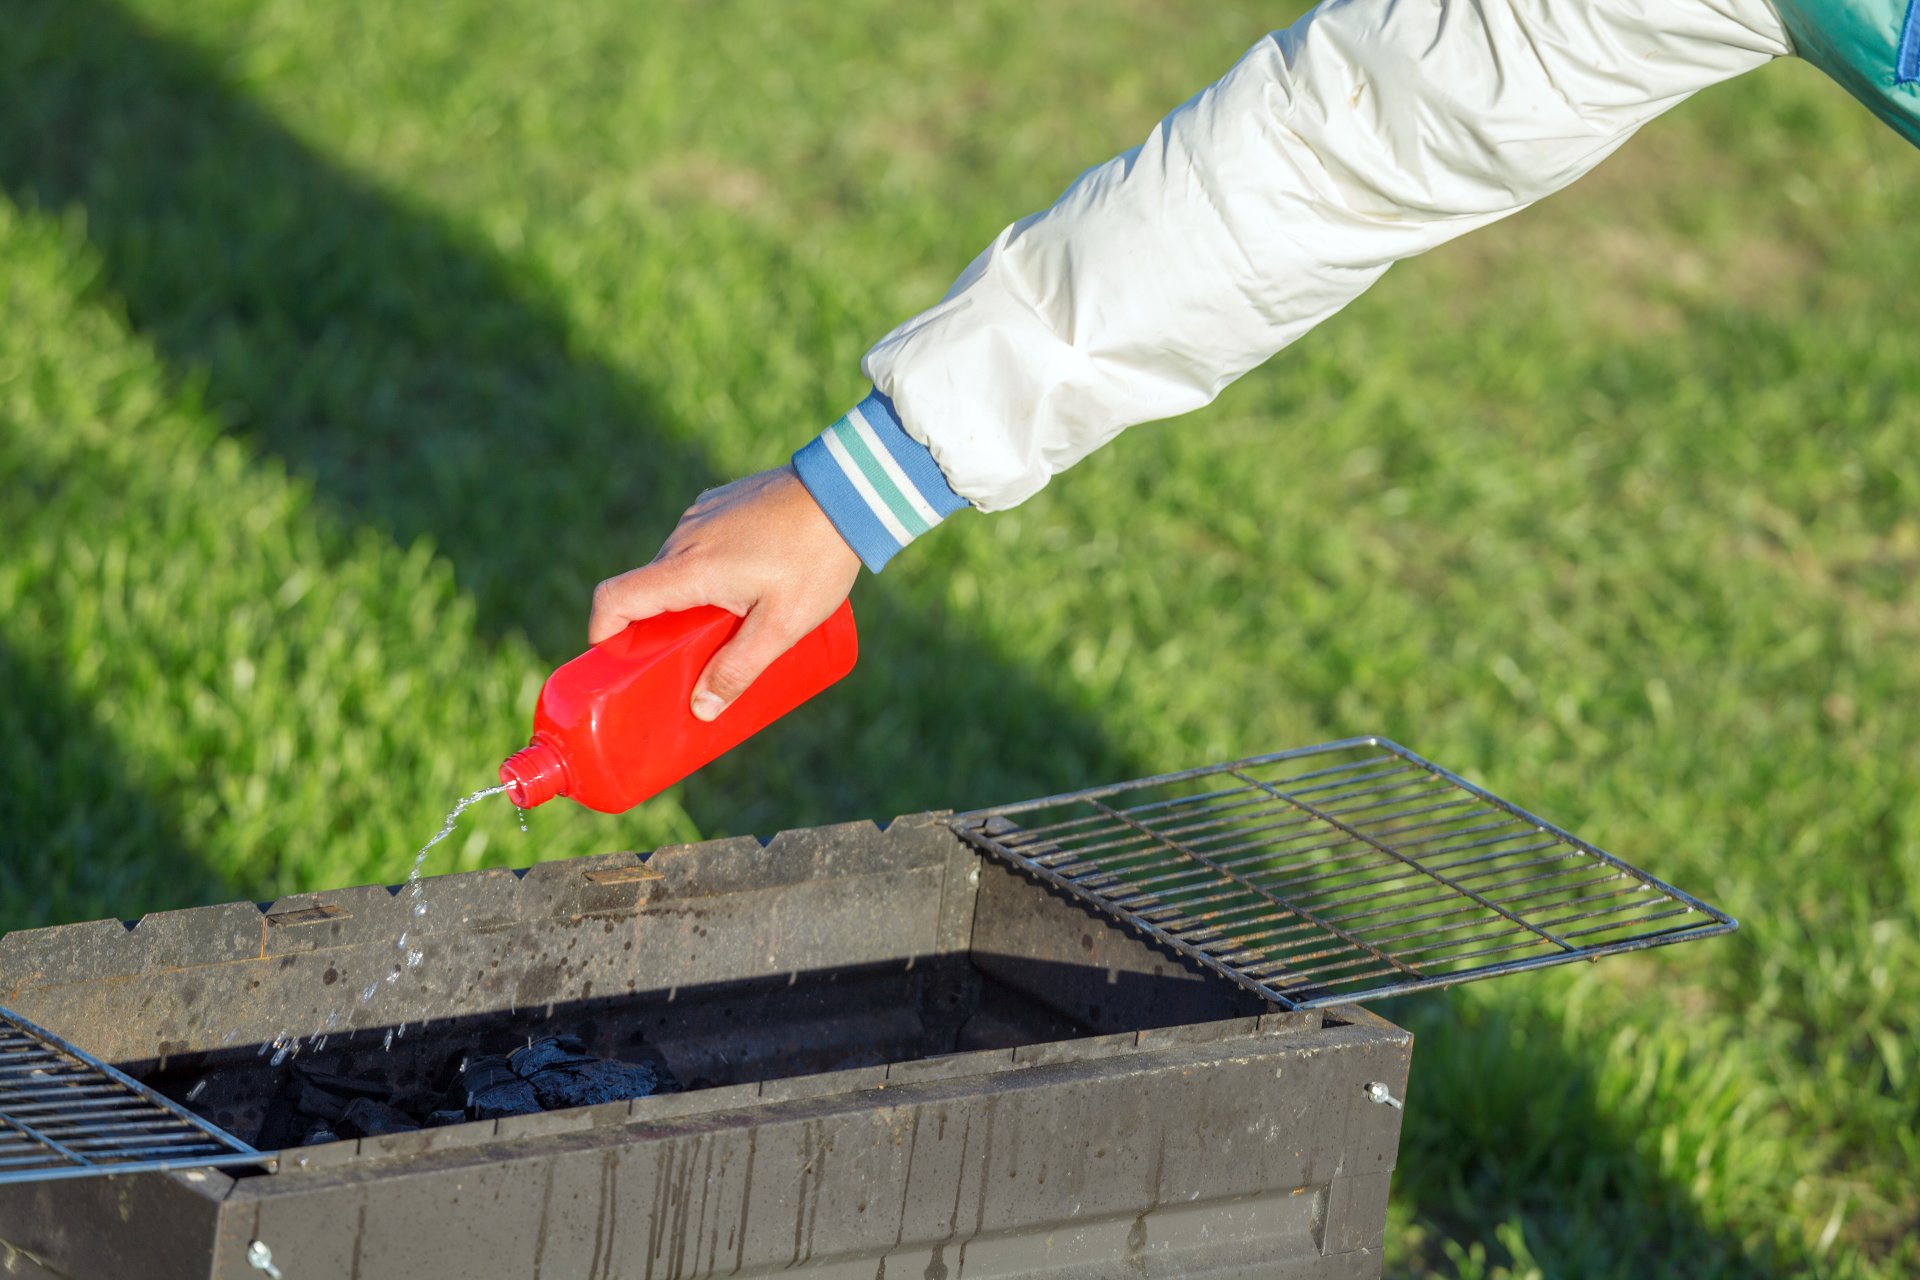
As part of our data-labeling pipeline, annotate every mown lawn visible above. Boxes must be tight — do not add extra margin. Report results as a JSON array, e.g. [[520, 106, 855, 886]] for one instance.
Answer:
[[2, 0, 1914, 1275]]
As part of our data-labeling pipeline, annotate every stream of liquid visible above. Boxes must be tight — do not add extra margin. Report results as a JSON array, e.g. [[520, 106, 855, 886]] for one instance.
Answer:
[[405, 784, 510, 885], [258, 785, 516, 1068], [364, 783, 509, 1006]]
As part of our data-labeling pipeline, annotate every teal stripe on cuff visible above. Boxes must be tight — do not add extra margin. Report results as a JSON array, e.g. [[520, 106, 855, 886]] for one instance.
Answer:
[[859, 391, 969, 518], [827, 418, 933, 538], [793, 389, 967, 572], [794, 434, 904, 570]]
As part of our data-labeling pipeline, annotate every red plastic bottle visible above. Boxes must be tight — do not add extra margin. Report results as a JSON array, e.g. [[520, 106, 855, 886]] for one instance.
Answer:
[[499, 600, 857, 813]]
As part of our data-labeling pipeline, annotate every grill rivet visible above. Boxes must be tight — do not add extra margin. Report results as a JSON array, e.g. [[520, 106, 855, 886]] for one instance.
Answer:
[[1364, 1081, 1403, 1110], [246, 1240, 283, 1278]]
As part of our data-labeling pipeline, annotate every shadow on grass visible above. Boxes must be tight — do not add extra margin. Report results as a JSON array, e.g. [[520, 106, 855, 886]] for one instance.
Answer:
[[0, 639, 222, 935], [0, 0, 1132, 880], [0, 4, 1795, 1274], [1380, 992, 1798, 1280]]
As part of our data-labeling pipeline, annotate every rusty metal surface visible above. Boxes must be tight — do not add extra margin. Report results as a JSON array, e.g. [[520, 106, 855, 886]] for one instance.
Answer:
[[0, 1159, 239, 1280], [0, 816, 969, 1070], [221, 1012, 1406, 1279], [3, 817, 999, 1154], [0, 810, 1408, 1277]]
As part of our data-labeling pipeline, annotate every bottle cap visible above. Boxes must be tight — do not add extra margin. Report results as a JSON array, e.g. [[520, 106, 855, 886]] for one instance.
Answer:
[[500, 738, 568, 808]]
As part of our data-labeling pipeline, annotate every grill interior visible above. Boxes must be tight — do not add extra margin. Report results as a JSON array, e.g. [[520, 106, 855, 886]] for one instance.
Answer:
[[952, 737, 1736, 1008], [0, 1008, 264, 1184]]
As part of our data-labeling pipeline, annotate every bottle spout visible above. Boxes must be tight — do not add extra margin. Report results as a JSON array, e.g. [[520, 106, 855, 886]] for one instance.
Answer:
[[500, 738, 568, 808]]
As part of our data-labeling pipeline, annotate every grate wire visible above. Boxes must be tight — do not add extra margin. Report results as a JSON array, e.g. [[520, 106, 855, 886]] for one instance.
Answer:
[[952, 738, 1736, 1009], [0, 1006, 266, 1184]]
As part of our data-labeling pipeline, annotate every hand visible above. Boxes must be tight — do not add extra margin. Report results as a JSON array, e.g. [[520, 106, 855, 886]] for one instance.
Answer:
[[589, 465, 862, 721]]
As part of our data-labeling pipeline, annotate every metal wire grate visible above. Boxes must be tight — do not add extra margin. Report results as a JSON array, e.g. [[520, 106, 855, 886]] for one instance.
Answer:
[[0, 1006, 266, 1184], [953, 738, 1736, 1009]]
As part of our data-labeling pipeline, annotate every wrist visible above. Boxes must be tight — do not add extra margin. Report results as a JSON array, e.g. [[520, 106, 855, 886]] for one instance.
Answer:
[[781, 464, 864, 576]]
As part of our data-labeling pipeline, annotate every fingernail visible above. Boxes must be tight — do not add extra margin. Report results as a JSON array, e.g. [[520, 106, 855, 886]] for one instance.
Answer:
[[691, 691, 726, 722]]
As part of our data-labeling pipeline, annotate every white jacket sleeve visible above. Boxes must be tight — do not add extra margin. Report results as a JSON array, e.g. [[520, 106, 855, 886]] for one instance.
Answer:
[[851, 0, 1790, 518]]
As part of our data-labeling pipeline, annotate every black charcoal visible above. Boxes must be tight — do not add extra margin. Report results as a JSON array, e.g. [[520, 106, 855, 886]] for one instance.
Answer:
[[291, 1066, 390, 1100], [461, 1053, 541, 1120], [260, 1034, 679, 1140], [504, 1036, 674, 1108], [337, 1098, 421, 1138], [507, 1035, 594, 1076], [292, 1081, 350, 1123], [524, 1057, 667, 1109]]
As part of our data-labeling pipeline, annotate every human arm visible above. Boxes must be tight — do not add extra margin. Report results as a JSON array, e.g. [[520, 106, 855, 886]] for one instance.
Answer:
[[597, 0, 1794, 718], [850, 0, 1792, 519]]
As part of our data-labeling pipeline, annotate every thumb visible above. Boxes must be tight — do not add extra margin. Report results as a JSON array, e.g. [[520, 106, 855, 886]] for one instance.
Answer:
[[690, 608, 794, 721]]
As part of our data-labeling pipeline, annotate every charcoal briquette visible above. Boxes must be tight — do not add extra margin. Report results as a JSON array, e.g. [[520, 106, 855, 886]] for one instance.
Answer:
[[462, 1053, 541, 1119], [524, 1059, 666, 1110], [292, 1081, 351, 1123], [336, 1097, 421, 1138], [507, 1035, 594, 1076]]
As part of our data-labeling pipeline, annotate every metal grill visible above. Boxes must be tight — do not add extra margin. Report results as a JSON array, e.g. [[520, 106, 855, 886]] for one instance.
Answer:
[[0, 1006, 266, 1184], [952, 737, 1736, 1009]]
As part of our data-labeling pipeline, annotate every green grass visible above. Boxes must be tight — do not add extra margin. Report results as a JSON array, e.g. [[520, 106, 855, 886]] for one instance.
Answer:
[[2, 0, 1915, 1274]]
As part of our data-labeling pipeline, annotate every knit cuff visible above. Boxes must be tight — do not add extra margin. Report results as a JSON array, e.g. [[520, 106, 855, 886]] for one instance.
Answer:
[[792, 389, 968, 571]]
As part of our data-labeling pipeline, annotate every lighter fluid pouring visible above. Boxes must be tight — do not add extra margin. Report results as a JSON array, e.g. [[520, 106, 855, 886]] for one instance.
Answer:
[[500, 600, 857, 813]]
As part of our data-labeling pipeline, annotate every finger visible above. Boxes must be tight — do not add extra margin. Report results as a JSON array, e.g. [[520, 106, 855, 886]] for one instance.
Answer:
[[690, 608, 796, 721], [588, 562, 708, 645]]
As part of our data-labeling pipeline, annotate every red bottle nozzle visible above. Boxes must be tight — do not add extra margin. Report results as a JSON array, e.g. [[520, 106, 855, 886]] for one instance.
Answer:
[[500, 737, 569, 809]]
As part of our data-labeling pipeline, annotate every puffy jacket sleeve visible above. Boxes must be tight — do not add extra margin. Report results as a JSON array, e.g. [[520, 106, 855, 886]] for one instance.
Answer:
[[795, 0, 1792, 569]]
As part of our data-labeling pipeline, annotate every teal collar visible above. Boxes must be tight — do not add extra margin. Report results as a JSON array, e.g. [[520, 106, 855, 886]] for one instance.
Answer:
[[1775, 0, 1920, 145]]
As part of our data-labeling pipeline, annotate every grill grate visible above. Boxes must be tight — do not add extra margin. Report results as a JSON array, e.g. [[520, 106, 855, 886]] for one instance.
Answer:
[[0, 1006, 266, 1184], [952, 738, 1736, 1009]]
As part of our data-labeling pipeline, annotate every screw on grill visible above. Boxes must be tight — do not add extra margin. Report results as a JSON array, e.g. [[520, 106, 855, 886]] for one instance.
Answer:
[[1364, 1081, 1403, 1110], [245, 1240, 283, 1278]]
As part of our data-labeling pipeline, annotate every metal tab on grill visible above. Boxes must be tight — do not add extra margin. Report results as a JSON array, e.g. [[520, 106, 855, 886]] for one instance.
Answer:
[[0, 1006, 267, 1184], [952, 737, 1736, 1009]]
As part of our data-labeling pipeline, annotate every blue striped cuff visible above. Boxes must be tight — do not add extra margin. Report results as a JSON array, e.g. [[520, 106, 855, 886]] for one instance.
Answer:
[[793, 389, 968, 571]]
